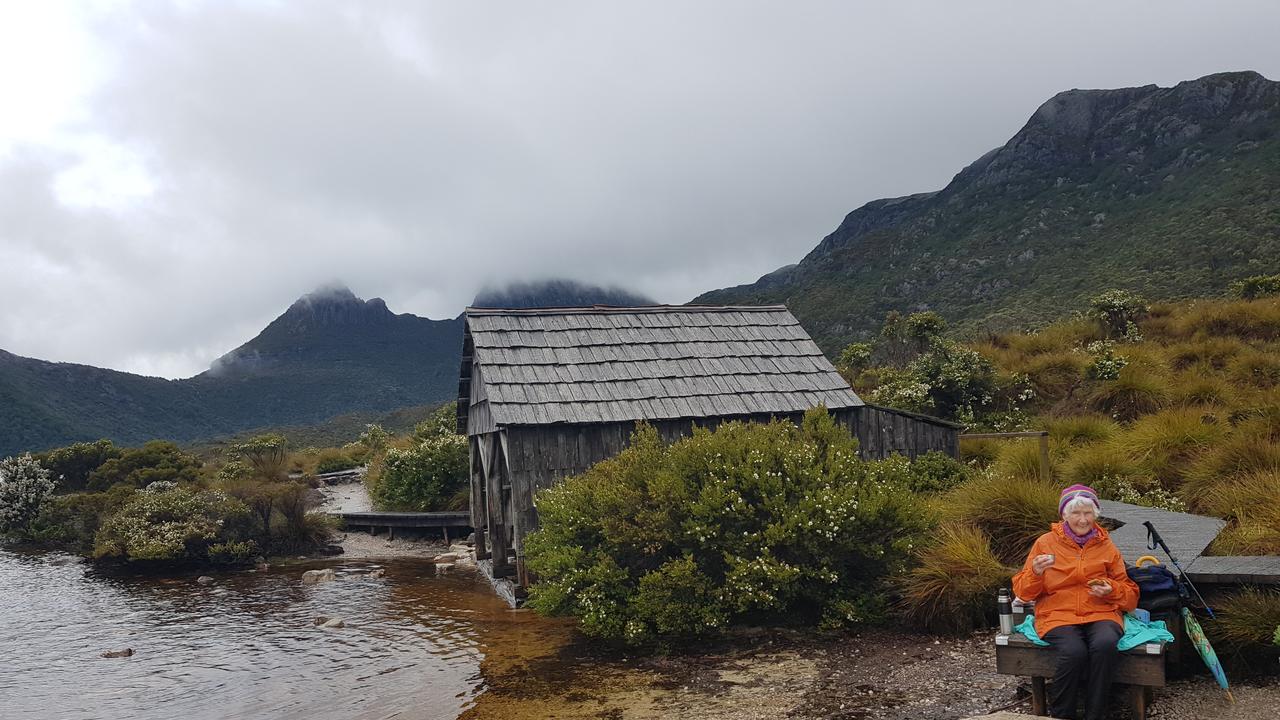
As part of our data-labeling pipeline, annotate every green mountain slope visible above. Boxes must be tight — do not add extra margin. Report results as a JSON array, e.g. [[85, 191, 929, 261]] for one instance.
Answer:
[[0, 280, 652, 456], [695, 71, 1280, 353]]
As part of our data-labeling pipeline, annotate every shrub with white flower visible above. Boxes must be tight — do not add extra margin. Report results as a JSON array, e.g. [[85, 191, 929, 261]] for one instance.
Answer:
[[0, 454, 56, 533], [93, 485, 249, 563], [524, 408, 933, 648]]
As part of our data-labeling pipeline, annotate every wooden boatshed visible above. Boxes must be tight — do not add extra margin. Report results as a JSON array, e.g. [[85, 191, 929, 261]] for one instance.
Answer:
[[456, 305, 958, 589]]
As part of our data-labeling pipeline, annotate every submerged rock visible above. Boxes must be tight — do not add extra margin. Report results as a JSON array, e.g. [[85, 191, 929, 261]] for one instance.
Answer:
[[196, 576, 215, 585], [320, 618, 345, 629], [368, 569, 386, 579], [101, 648, 134, 658], [301, 568, 337, 585]]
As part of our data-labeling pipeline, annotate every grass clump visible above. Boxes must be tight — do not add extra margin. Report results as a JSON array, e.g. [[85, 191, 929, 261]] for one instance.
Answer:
[[896, 524, 1014, 635], [1088, 366, 1168, 421], [1122, 409, 1226, 489], [1182, 434, 1280, 512], [940, 471, 1059, 565], [1204, 587, 1280, 671]]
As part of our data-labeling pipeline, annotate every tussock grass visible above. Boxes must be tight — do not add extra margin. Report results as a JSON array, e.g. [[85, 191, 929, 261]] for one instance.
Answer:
[[1169, 373, 1235, 408], [1204, 587, 1280, 670], [1228, 350, 1280, 389], [1024, 351, 1088, 402], [1122, 409, 1225, 486], [1045, 414, 1118, 446], [992, 438, 1057, 482], [895, 524, 1014, 635], [1089, 367, 1168, 421], [1182, 437, 1280, 511], [1201, 469, 1280, 522], [1175, 299, 1280, 341], [1165, 337, 1246, 371], [1061, 442, 1152, 490], [960, 437, 1001, 468], [941, 472, 1059, 565]]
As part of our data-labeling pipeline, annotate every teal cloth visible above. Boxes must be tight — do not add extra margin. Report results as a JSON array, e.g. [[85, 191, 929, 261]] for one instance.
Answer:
[[1012, 613, 1174, 651]]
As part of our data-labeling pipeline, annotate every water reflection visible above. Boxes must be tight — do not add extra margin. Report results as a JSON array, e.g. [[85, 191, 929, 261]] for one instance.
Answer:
[[0, 549, 567, 720]]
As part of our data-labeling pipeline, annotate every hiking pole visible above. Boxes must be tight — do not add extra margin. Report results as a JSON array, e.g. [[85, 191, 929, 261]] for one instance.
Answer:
[[1143, 520, 1215, 618]]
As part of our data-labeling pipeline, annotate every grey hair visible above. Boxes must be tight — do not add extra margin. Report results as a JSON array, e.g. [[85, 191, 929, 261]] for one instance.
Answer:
[[1061, 495, 1100, 518]]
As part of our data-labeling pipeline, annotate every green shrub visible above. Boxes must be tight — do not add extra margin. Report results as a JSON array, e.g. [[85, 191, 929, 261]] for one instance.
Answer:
[[1089, 289, 1148, 339], [231, 434, 289, 481], [369, 433, 468, 512], [940, 471, 1059, 565], [1230, 274, 1280, 300], [86, 441, 201, 492], [19, 484, 137, 550], [0, 454, 57, 534], [93, 485, 250, 564], [33, 440, 121, 493], [524, 409, 930, 648], [906, 451, 970, 493], [207, 540, 258, 566], [896, 524, 1014, 635], [414, 402, 459, 440], [1204, 587, 1280, 671]]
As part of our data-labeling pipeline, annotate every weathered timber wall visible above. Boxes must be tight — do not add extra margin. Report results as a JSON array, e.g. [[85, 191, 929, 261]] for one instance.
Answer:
[[843, 405, 959, 460]]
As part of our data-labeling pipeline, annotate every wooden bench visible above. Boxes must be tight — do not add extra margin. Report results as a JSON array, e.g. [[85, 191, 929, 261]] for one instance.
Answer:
[[994, 632, 1168, 719]]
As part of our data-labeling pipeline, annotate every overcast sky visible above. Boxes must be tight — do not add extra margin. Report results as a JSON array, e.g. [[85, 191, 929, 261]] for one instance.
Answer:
[[1, 1, 1278, 379]]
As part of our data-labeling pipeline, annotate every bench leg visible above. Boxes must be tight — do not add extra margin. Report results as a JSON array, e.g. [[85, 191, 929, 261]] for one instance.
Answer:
[[1129, 684, 1147, 720], [1031, 676, 1047, 716]]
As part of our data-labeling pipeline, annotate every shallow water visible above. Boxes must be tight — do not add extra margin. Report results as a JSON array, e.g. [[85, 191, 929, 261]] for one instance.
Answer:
[[0, 549, 573, 719]]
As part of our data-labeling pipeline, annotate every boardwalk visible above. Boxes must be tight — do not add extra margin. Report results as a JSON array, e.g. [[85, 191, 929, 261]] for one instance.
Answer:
[[330, 510, 472, 541], [1100, 499, 1278, 585]]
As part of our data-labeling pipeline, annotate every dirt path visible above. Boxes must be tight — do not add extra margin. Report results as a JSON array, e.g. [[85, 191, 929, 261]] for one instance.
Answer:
[[317, 481, 451, 559]]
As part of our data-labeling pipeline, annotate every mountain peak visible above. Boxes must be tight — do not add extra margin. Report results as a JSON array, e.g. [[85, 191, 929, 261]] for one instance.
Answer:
[[280, 285, 392, 326]]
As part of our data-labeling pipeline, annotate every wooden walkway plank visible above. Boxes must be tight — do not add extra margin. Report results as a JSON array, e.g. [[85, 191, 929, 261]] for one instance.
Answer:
[[1185, 556, 1280, 584], [1098, 500, 1225, 566], [330, 511, 473, 529]]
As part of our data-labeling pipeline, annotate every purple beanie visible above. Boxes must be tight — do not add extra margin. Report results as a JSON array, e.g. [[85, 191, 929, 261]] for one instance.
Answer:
[[1059, 484, 1100, 516]]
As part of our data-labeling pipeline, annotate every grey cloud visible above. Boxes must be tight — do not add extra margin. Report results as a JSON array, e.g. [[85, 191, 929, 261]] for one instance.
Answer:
[[2, 1, 1279, 376]]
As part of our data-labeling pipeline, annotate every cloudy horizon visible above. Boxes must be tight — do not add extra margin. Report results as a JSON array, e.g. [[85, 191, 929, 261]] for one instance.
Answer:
[[2, 1, 1278, 379]]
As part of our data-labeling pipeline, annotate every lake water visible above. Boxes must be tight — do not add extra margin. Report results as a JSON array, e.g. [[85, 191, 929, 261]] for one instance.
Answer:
[[0, 549, 574, 719]]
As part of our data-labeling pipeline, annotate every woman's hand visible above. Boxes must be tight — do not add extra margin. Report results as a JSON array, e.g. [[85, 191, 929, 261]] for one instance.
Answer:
[[1087, 579, 1113, 597], [1031, 554, 1055, 576]]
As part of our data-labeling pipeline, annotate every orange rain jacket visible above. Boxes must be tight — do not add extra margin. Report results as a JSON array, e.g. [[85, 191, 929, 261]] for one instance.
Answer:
[[1012, 522, 1139, 637]]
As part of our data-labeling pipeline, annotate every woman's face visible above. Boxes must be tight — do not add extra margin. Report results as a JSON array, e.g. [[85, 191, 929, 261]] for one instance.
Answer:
[[1064, 504, 1097, 535]]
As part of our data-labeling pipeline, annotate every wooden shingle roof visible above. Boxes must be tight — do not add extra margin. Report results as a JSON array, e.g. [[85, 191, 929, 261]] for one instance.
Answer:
[[460, 305, 862, 429]]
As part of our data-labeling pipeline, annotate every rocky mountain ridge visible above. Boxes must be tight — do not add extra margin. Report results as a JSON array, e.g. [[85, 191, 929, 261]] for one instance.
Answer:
[[698, 71, 1280, 351]]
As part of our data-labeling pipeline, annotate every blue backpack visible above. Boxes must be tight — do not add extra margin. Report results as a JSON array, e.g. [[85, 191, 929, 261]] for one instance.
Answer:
[[1127, 563, 1177, 594]]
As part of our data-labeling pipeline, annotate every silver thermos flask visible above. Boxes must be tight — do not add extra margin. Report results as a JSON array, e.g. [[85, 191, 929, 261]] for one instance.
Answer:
[[998, 588, 1014, 634]]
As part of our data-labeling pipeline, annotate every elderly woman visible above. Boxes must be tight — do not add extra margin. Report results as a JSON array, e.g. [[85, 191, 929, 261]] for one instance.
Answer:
[[1012, 484, 1139, 720]]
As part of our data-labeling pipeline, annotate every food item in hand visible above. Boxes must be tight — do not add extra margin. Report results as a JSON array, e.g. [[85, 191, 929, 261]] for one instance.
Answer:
[[1087, 578, 1110, 587]]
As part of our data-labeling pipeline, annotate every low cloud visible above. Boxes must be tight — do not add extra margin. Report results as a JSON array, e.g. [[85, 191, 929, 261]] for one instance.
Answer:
[[1, 1, 1278, 377]]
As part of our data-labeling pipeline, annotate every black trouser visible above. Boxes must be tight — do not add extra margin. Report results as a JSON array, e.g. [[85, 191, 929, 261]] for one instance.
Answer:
[[1043, 620, 1123, 720]]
